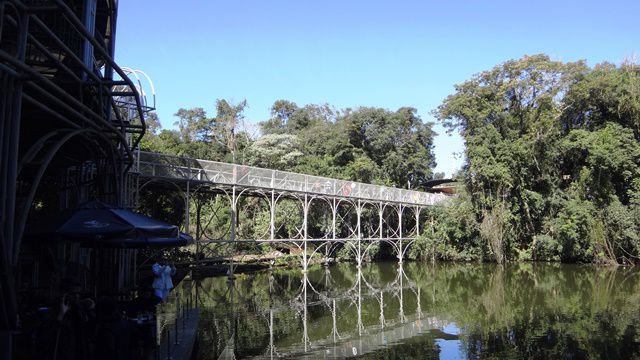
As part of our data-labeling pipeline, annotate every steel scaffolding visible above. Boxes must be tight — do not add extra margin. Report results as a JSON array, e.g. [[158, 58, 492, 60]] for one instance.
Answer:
[[0, 1, 150, 355]]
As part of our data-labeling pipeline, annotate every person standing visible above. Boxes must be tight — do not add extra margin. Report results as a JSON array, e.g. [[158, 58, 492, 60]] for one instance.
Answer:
[[151, 259, 176, 301]]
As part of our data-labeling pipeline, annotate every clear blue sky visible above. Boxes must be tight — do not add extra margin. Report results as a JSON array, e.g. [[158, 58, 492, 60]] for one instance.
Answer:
[[115, 0, 639, 176]]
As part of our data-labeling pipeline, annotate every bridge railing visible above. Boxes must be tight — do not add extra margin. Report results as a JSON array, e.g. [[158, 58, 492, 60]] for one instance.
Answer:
[[135, 151, 449, 206]]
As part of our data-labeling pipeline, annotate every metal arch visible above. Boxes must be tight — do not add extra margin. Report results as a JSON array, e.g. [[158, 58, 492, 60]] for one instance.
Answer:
[[340, 240, 363, 265], [18, 127, 121, 187], [119, 67, 156, 111], [191, 182, 232, 199], [381, 204, 401, 239], [17, 129, 69, 175], [307, 196, 334, 240], [401, 205, 419, 238], [399, 239, 419, 261], [198, 198, 233, 243], [135, 154, 450, 270], [135, 177, 189, 217], [362, 238, 400, 261], [136, 177, 188, 199], [234, 186, 275, 240], [272, 192, 306, 241], [413, 205, 425, 237], [188, 185, 229, 259], [234, 189, 274, 241], [13, 127, 122, 262], [307, 195, 334, 208], [191, 184, 233, 241], [304, 240, 342, 268], [358, 200, 382, 239], [235, 186, 270, 208], [334, 199, 359, 240]]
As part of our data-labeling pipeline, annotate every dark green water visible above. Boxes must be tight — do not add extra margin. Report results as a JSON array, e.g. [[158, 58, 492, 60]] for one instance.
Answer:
[[187, 263, 640, 359]]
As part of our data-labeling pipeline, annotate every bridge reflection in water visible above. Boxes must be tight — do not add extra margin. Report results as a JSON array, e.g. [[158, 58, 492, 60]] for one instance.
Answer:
[[171, 262, 640, 359], [184, 263, 458, 359]]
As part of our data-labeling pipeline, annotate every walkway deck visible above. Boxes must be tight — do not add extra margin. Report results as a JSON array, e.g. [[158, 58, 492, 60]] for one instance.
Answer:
[[136, 151, 449, 206]]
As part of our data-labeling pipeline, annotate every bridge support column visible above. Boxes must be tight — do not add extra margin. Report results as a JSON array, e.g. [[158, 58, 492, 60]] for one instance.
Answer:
[[398, 262, 405, 322], [332, 299, 338, 342], [356, 200, 362, 268], [332, 198, 337, 241], [185, 180, 190, 234], [270, 190, 275, 241], [379, 290, 385, 328], [229, 186, 237, 280], [397, 205, 404, 264], [415, 206, 421, 237], [302, 272, 309, 351], [302, 194, 309, 272], [195, 196, 202, 262], [379, 202, 384, 241], [357, 267, 363, 336]]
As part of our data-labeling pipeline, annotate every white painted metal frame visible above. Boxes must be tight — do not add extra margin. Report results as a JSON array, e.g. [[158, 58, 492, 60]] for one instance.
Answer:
[[134, 151, 450, 270]]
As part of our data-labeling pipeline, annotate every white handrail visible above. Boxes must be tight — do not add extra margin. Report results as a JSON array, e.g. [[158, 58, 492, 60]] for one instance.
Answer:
[[136, 151, 450, 206]]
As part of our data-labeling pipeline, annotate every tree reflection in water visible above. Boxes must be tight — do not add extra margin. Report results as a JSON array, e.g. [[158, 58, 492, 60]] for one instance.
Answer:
[[187, 263, 640, 359]]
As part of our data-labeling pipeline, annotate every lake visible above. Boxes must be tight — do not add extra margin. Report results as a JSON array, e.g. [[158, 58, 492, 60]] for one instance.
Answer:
[[183, 262, 640, 359]]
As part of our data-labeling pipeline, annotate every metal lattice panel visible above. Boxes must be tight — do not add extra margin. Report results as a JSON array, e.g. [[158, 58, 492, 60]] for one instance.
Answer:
[[136, 151, 450, 206]]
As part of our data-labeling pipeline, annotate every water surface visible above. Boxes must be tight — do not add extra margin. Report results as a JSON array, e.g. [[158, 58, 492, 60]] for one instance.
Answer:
[[185, 262, 640, 359]]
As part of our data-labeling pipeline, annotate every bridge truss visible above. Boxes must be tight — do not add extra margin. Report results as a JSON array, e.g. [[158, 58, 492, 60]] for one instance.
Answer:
[[134, 151, 450, 270]]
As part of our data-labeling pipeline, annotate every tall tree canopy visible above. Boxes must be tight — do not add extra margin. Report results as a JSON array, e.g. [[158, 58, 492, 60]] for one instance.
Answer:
[[434, 54, 640, 264]]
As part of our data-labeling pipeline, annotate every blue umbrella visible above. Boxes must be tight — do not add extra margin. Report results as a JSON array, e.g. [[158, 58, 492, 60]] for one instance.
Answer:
[[29, 201, 192, 248]]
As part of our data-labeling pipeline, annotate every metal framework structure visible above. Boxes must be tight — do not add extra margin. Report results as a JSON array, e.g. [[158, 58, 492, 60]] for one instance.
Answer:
[[0, 0, 152, 354], [135, 151, 450, 272]]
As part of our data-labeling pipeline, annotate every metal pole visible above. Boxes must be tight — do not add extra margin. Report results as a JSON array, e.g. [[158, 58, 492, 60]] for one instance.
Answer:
[[269, 309, 274, 359], [166, 328, 172, 360], [357, 268, 362, 336], [195, 197, 201, 262], [185, 180, 190, 233], [415, 206, 420, 236], [303, 273, 309, 352], [174, 293, 180, 345], [229, 186, 236, 279], [1, 13, 28, 357], [332, 198, 337, 241], [379, 291, 385, 328], [356, 200, 362, 268], [399, 263, 405, 322], [332, 299, 337, 342], [174, 318, 179, 345], [302, 194, 308, 272], [379, 203, 384, 241], [398, 206, 403, 264], [270, 190, 275, 241]]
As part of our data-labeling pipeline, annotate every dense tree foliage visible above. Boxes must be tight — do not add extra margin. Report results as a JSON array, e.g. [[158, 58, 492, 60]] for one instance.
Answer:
[[139, 55, 640, 265], [434, 55, 640, 264]]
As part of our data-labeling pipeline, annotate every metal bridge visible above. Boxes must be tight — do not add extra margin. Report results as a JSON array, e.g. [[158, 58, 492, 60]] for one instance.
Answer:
[[134, 151, 450, 270]]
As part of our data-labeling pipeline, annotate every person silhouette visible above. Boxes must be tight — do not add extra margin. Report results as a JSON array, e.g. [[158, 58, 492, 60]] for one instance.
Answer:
[[151, 258, 176, 301]]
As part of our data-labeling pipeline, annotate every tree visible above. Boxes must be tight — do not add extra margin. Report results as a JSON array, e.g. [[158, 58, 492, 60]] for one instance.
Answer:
[[139, 111, 162, 151], [174, 107, 208, 142], [212, 99, 248, 163], [260, 100, 299, 134], [434, 54, 640, 263], [345, 107, 436, 188], [246, 134, 303, 170]]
